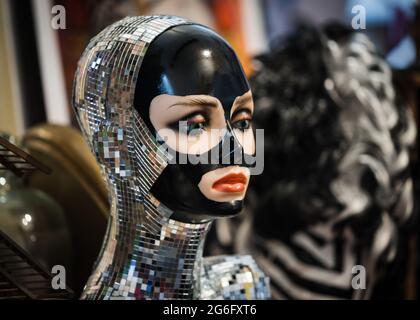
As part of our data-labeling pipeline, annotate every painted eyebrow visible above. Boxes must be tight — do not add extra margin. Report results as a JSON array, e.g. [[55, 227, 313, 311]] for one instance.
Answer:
[[168, 97, 219, 108], [234, 93, 253, 106], [231, 92, 254, 116]]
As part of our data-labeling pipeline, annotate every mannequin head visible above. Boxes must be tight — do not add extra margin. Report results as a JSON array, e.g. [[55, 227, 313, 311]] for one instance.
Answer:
[[135, 24, 255, 222], [73, 16, 255, 223]]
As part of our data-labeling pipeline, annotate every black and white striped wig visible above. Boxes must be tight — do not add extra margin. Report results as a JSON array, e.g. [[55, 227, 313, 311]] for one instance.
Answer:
[[250, 24, 416, 251]]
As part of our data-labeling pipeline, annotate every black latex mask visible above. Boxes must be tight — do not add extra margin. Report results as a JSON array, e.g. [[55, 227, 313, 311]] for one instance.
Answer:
[[134, 24, 254, 223]]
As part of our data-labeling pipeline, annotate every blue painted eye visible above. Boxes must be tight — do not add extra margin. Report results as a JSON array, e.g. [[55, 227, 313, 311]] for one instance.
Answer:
[[232, 110, 252, 131], [184, 113, 208, 136], [233, 119, 251, 131], [187, 121, 206, 135]]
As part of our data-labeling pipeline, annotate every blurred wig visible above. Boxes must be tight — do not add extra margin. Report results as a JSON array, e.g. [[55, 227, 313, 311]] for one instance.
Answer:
[[250, 24, 416, 241], [238, 24, 417, 299]]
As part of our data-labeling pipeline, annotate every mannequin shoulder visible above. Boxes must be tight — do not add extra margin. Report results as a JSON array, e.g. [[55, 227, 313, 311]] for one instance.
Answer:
[[200, 255, 271, 300]]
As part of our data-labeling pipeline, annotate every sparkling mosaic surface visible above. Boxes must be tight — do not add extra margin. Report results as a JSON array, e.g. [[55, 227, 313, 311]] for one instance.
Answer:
[[201, 255, 271, 300], [73, 15, 270, 300]]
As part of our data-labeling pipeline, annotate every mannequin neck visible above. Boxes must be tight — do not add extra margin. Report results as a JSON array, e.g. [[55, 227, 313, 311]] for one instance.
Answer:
[[82, 180, 212, 299]]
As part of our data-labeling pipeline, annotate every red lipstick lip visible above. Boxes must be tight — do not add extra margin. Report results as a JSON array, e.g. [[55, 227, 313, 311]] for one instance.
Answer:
[[212, 173, 247, 193]]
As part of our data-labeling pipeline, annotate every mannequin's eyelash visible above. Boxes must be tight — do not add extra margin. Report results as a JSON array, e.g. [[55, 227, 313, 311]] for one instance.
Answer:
[[169, 112, 210, 130], [231, 108, 253, 120]]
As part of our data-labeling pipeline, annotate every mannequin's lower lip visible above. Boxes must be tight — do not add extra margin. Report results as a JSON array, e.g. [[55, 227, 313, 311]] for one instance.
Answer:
[[212, 173, 247, 193]]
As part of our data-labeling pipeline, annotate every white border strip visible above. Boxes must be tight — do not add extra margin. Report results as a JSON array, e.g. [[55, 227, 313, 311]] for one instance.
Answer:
[[31, 0, 70, 125]]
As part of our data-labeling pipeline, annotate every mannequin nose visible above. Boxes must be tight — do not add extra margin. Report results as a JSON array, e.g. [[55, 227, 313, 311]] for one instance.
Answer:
[[220, 125, 244, 165]]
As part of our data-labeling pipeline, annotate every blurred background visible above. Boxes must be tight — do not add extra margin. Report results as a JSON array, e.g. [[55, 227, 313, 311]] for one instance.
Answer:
[[1, 0, 418, 132], [0, 0, 419, 299]]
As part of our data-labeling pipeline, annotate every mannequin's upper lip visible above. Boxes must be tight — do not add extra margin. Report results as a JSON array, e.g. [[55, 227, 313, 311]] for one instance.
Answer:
[[212, 173, 247, 186]]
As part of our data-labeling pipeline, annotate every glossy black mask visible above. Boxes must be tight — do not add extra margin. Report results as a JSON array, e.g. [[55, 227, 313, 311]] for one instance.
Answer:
[[134, 24, 254, 223]]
